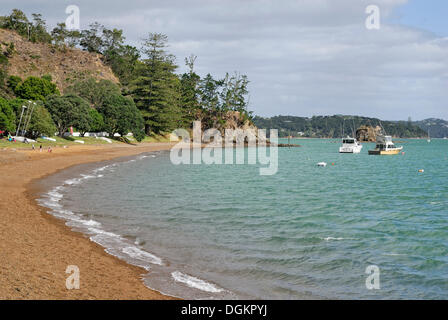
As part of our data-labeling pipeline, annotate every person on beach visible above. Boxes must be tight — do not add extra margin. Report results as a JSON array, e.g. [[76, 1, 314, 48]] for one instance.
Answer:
[[32, 144, 35, 151], [40, 144, 42, 152]]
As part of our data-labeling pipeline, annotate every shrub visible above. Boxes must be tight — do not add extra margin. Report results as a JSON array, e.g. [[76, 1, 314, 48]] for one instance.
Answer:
[[14, 76, 59, 101]]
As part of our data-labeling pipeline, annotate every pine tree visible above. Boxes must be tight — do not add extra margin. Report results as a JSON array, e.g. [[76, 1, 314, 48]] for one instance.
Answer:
[[179, 55, 201, 128], [131, 33, 182, 134]]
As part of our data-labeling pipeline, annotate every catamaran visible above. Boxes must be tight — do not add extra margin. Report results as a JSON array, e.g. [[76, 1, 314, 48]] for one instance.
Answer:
[[339, 136, 363, 153], [368, 135, 403, 155]]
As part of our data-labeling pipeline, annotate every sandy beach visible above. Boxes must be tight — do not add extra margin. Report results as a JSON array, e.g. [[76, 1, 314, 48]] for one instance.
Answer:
[[0, 143, 176, 299]]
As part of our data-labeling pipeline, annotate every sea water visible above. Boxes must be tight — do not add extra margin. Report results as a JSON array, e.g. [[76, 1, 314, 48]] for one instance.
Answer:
[[38, 139, 448, 299]]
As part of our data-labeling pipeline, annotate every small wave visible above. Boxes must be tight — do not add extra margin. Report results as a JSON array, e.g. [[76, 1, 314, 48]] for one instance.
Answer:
[[322, 237, 357, 241], [48, 190, 63, 199], [80, 219, 101, 227], [122, 246, 163, 265], [94, 165, 110, 172], [64, 178, 81, 185], [171, 271, 223, 293], [80, 174, 96, 180], [88, 227, 122, 239]]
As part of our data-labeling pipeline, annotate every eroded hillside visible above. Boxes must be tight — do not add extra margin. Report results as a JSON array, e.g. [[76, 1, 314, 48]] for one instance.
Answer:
[[0, 29, 118, 93]]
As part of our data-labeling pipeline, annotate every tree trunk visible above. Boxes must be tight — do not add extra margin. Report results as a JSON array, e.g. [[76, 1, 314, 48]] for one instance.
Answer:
[[145, 123, 151, 135]]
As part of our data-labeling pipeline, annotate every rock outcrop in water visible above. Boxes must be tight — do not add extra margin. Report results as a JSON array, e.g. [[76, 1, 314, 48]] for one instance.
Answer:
[[356, 125, 382, 142]]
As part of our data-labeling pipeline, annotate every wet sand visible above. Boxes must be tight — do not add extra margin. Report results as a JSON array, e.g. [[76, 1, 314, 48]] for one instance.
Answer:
[[0, 143, 177, 299]]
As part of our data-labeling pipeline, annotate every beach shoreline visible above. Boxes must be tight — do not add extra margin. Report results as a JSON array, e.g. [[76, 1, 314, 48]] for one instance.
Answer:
[[0, 142, 177, 299]]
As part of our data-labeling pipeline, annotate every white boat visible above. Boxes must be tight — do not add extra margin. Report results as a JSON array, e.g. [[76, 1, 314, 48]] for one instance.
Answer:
[[368, 135, 403, 155], [339, 136, 363, 153], [427, 129, 431, 143]]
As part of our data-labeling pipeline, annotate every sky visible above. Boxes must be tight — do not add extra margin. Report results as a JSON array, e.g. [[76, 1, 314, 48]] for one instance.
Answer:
[[2, 0, 448, 120]]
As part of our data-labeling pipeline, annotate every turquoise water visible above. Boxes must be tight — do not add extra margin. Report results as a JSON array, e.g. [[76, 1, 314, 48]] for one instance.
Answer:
[[40, 139, 448, 299]]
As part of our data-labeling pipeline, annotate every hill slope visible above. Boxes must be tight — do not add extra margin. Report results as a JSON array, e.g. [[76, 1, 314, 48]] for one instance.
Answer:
[[0, 29, 118, 93], [414, 118, 448, 138], [253, 115, 427, 138]]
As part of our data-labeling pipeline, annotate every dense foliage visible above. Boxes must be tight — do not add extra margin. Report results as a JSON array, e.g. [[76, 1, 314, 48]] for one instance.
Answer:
[[28, 103, 57, 138], [45, 94, 91, 136], [98, 94, 144, 140], [13, 76, 59, 101], [0, 97, 16, 132]]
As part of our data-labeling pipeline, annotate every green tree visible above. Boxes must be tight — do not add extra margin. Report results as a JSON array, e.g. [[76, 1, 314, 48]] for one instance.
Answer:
[[30, 13, 51, 43], [80, 22, 104, 53], [2, 9, 30, 38], [66, 78, 121, 108], [7, 75, 22, 91], [0, 97, 16, 132], [14, 76, 59, 101], [104, 45, 141, 87], [51, 22, 68, 46], [28, 104, 56, 138], [131, 33, 182, 134], [98, 94, 144, 140], [45, 94, 90, 136], [88, 108, 104, 132], [179, 55, 201, 127]]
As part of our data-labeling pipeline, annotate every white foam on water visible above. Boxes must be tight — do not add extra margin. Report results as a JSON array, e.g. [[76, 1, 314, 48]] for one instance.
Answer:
[[171, 271, 223, 293], [122, 246, 163, 266], [64, 178, 81, 185], [94, 165, 110, 172], [48, 190, 63, 199], [80, 219, 101, 227], [80, 174, 96, 180], [88, 227, 122, 239], [322, 237, 357, 241]]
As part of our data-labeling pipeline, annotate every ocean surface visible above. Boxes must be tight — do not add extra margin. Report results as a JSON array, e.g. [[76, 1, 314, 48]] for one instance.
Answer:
[[38, 139, 448, 299]]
